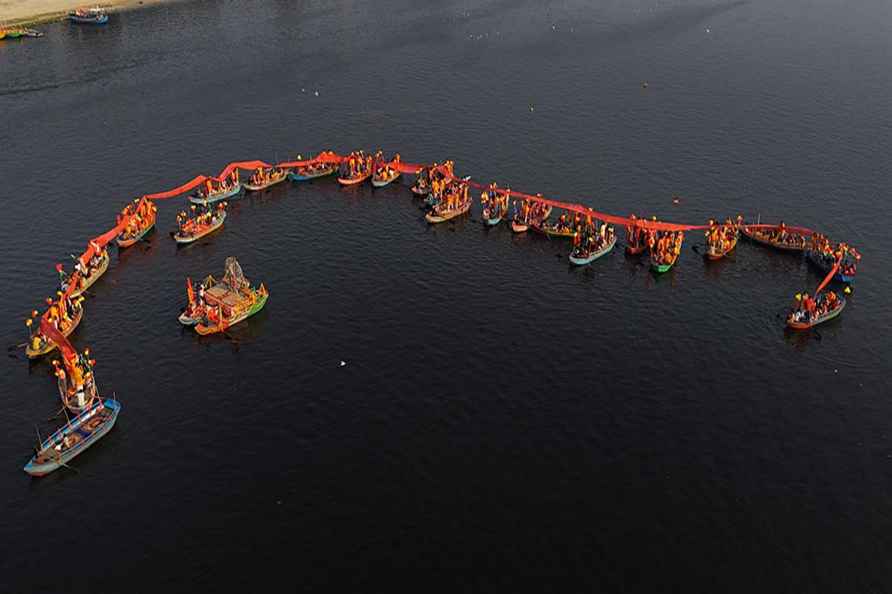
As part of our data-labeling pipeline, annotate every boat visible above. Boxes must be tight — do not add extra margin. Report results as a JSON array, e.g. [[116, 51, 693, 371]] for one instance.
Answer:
[[372, 168, 401, 188], [511, 220, 529, 233], [288, 163, 337, 181], [24, 398, 121, 477], [68, 7, 109, 24], [625, 243, 646, 256], [569, 233, 617, 265], [806, 250, 856, 283], [482, 204, 506, 226], [57, 363, 99, 415], [651, 252, 679, 274], [243, 169, 289, 192], [69, 250, 110, 298], [173, 210, 226, 244], [189, 183, 241, 205], [787, 296, 846, 330], [116, 214, 155, 248], [425, 202, 471, 224], [411, 183, 430, 197], [193, 258, 269, 335], [704, 232, 739, 260], [533, 222, 576, 238], [25, 305, 84, 359], [423, 193, 441, 209], [741, 225, 809, 252], [338, 171, 372, 186]]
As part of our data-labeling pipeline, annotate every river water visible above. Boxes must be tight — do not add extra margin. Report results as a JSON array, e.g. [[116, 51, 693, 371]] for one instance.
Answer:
[[1, 0, 891, 591]]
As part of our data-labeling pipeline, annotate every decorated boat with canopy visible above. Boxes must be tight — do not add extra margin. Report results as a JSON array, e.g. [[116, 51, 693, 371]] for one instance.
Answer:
[[193, 258, 269, 335]]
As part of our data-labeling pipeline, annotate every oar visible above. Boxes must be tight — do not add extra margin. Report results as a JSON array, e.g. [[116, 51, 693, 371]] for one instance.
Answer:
[[46, 407, 65, 421]]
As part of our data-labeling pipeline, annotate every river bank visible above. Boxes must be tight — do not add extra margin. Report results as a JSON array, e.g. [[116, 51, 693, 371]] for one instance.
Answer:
[[0, 0, 180, 27]]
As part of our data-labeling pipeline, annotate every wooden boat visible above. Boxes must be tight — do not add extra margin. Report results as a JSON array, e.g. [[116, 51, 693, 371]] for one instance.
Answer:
[[59, 376, 98, 415], [741, 225, 808, 252], [243, 170, 289, 192], [195, 290, 268, 335], [189, 183, 241, 205], [116, 215, 155, 248], [338, 171, 372, 186], [533, 222, 576, 238], [179, 309, 203, 325], [651, 251, 680, 274], [511, 220, 529, 233], [569, 234, 617, 265], [806, 250, 855, 283], [68, 8, 109, 24], [372, 169, 401, 188], [24, 398, 121, 477], [289, 164, 337, 181], [69, 250, 110, 298], [425, 202, 471, 224], [704, 233, 739, 260], [25, 305, 84, 359], [482, 205, 506, 226], [173, 211, 226, 244], [787, 296, 846, 330]]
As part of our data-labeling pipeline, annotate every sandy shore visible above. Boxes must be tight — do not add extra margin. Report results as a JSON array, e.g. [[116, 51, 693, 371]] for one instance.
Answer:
[[0, 0, 180, 26]]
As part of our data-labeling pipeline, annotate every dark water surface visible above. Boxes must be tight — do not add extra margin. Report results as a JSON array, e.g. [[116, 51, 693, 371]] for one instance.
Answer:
[[2, 0, 891, 591]]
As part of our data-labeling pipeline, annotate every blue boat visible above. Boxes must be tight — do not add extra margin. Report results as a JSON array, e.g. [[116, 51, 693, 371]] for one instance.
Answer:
[[68, 8, 109, 24], [189, 182, 242, 206], [24, 398, 121, 476], [569, 233, 616, 266], [806, 249, 855, 283]]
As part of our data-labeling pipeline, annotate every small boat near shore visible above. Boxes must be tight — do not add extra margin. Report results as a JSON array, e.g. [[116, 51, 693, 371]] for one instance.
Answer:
[[289, 163, 337, 181], [569, 233, 616, 265], [68, 7, 109, 25], [26, 304, 84, 359], [244, 168, 289, 192], [189, 182, 241, 205], [24, 398, 121, 477]]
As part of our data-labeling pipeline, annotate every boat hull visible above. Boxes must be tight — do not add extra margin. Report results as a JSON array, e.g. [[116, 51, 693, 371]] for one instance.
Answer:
[[806, 250, 855, 283], [425, 204, 471, 224], [195, 292, 268, 335], [741, 226, 807, 252], [569, 235, 616, 266], [483, 216, 502, 226], [410, 185, 429, 196], [787, 298, 846, 330], [625, 244, 646, 256], [705, 234, 739, 260], [338, 172, 372, 186], [24, 399, 121, 477], [511, 221, 529, 233], [68, 14, 108, 24], [178, 311, 203, 325], [189, 183, 242, 205]]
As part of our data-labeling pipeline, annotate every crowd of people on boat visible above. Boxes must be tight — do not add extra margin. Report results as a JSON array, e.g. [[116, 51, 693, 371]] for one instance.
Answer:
[[58, 240, 107, 294], [26, 293, 84, 352], [481, 184, 510, 221], [705, 217, 740, 255], [117, 198, 156, 240], [649, 229, 684, 265], [250, 166, 286, 187], [810, 233, 860, 277], [625, 215, 646, 249], [340, 150, 373, 180], [200, 171, 239, 198], [789, 290, 841, 324], [373, 152, 401, 182], [53, 348, 98, 412], [512, 198, 550, 227], [572, 216, 614, 257], [430, 178, 471, 215], [751, 221, 808, 249], [176, 203, 226, 236]]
